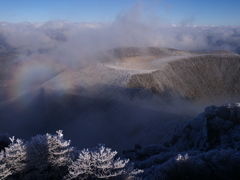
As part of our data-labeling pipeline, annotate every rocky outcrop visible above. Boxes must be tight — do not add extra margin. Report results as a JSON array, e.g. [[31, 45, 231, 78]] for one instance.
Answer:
[[165, 103, 240, 151]]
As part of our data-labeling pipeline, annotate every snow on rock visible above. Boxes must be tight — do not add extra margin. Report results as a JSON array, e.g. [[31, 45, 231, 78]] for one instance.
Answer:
[[123, 102, 240, 179], [165, 103, 240, 151]]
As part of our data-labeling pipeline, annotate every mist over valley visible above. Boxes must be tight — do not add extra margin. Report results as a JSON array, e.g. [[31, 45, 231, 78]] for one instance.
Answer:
[[1, 3, 240, 178], [0, 21, 240, 151]]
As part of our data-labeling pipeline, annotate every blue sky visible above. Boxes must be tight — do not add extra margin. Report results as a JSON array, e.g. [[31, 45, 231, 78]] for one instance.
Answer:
[[0, 0, 239, 25]]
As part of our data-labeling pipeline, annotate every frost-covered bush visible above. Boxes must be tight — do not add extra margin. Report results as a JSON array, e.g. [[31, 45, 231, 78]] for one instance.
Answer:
[[0, 131, 141, 179], [0, 137, 26, 179], [0, 150, 12, 179], [5, 137, 26, 173], [21, 130, 75, 179], [66, 145, 140, 180], [43, 130, 74, 167], [0, 130, 75, 179], [140, 149, 240, 180]]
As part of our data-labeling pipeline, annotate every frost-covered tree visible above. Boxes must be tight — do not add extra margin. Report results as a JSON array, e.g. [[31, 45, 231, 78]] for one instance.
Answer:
[[0, 137, 27, 179], [0, 150, 12, 179], [176, 154, 189, 161], [0, 131, 141, 179], [47, 130, 75, 167], [24, 133, 49, 172], [5, 137, 26, 173], [21, 130, 75, 179], [0, 130, 75, 179], [66, 145, 138, 180]]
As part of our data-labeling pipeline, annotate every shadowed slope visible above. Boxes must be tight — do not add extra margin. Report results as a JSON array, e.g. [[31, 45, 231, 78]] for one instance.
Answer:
[[127, 54, 240, 103]]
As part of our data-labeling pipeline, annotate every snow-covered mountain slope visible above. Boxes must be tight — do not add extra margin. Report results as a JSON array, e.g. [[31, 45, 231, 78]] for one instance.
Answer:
[[40, 47, 240, 103], [0, 47, 239, 151]]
